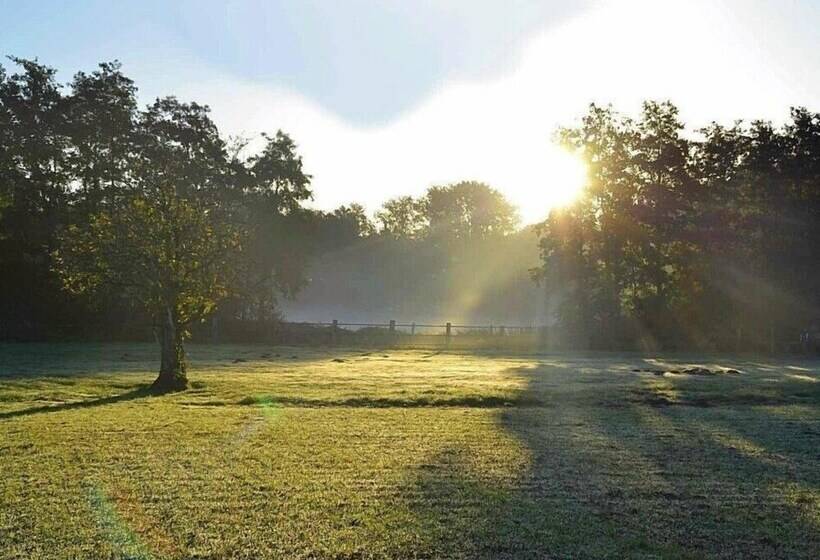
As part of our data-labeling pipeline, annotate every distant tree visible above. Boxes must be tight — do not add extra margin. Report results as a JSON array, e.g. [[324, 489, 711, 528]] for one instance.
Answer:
[[231, 131, 313, 324], [426, 181, 518, 240], [375, 195, 428, 239], [304, 203, 377, 255], [334, 203, 375, 238]]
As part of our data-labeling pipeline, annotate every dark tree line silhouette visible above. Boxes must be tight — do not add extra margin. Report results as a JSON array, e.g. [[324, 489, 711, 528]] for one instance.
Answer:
[[535, 102, 820, 351], [0, 58, 316, 387], [1, 58, 818, 366]]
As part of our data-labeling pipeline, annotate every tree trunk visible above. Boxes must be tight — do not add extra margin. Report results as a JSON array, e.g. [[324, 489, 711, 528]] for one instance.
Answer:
[[152, 306, 188, 392]]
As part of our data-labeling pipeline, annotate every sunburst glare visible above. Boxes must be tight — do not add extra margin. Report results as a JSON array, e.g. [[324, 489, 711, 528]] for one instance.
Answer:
[[501, 147, 588, 224]]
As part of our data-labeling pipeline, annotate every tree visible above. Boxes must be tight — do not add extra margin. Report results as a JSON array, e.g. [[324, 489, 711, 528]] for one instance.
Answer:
[[426, 181, 519, 240], [2, 58, 317, 348], [333, 203, 375, 238], [228, 131, 314, 325], [57, 189, 240, 391], [536, 101, 820, 350], [55, 97, 240, 391], [245, 131, 312, 211], [375, 195, 428, 239], [0, 57, 73, 339], [64, 61, 137, 213]]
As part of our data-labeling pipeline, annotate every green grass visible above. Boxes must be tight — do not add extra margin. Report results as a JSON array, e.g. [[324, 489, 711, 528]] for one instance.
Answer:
[[1, 343, 819, 559]]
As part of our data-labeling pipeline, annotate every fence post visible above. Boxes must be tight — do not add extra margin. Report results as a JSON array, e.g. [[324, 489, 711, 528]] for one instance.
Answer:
[[332, 319, 338, 345], [499, 325, 506, 337], [411, 322, 416, 336], [389, 319, 396, 333], [445, 322, 452, 347], [489, 324, 494, 336]]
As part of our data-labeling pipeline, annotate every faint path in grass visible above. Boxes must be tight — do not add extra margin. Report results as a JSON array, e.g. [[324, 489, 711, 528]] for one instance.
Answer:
[[229, 395, 284, 448]]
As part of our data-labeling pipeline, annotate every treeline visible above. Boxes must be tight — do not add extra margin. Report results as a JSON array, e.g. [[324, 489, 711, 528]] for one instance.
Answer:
[[0, 58, 525, 345], [279, 226, 543, 327], [288, 181, 542, 327], [2, 57, 818, 356], [0, 58, 336, 343], [537, 102, 820, 351]]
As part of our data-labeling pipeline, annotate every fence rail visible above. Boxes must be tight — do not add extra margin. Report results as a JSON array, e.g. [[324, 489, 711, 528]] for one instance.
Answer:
[[277, 319, 547, 348]]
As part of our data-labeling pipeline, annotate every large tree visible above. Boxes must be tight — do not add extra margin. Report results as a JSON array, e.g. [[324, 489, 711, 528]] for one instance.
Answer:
[[56, 98, 242, 390], [0, 58, 73, 339], [57, 186, 240, 390]]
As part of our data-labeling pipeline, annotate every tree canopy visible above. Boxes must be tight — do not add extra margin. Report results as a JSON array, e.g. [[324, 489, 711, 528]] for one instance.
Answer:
[[535, 101, 820, 350], [0, 57, 314, 388], [2, 56, 819, 360]]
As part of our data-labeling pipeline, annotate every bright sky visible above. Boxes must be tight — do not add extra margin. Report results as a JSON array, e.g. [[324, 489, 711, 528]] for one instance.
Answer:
[[4, 0, 819, 223]]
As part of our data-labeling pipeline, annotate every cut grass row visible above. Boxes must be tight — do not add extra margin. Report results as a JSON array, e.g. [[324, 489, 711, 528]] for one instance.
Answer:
[[1, 344, 818, 558]]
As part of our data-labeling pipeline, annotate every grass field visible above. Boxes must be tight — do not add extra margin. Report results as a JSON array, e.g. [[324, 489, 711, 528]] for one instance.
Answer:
[[1, 343, 819, 559]]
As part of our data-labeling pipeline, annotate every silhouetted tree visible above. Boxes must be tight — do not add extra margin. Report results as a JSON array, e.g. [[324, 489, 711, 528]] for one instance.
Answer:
[[536, 101, 820, 351], [0, 58, 72, 339]]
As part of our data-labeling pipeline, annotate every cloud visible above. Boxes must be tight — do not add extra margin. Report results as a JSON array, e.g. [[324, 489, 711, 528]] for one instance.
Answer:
[[167, 0, 819, 224]]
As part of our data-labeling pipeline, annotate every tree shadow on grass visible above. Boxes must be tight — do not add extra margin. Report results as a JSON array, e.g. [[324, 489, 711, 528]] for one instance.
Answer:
[[0, 342, 346, 380], [0, 385, 154, 420], [585, 378, 820, 558], [404, 359, 696, 559], [405, 357, 820, 559]]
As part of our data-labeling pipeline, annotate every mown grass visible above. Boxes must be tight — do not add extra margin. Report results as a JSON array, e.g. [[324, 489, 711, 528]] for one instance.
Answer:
[[1, 343, 818, 559]]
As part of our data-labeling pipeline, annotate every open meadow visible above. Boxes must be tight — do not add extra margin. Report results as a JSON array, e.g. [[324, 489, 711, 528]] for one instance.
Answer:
[[1, 344, 819, 559]]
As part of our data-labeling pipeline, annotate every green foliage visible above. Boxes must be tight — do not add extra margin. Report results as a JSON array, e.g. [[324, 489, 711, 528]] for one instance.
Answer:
[[55, 189, 241, 330], [536, 101, 820, 350], [0, 57, 314, 344], [246, 131, 312, 211], [427, 181, 519, 240], [375, 195, 429, 239], [374, 181, 519, 241], [0, 57, 74, 339]]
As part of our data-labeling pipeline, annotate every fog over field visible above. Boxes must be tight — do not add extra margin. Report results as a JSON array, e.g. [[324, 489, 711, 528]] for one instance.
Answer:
[[279, 229, 548, 326]]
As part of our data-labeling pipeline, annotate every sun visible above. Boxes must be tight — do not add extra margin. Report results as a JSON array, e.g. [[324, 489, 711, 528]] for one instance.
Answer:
[[545, 149, 588, 209], [502, 147, 588, 225]]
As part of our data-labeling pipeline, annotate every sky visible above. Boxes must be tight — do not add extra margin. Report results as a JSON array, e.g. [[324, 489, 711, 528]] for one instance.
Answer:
[[4, 0, 820, 223]]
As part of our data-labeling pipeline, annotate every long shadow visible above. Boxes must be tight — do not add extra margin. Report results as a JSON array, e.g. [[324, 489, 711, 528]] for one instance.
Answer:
[[585, 374, 820, 557], [0, 386, 153, 420], [404, 358, 687, 558], [0, 342, 347, 380], [405, 356, 820, 558]]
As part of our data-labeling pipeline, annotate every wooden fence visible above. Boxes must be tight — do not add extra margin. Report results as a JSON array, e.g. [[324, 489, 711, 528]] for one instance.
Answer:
[[276, 320, 548, 349]]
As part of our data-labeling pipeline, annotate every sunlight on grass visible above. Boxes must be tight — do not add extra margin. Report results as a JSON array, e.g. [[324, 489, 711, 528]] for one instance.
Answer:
[[1, 345, 818, 558]]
